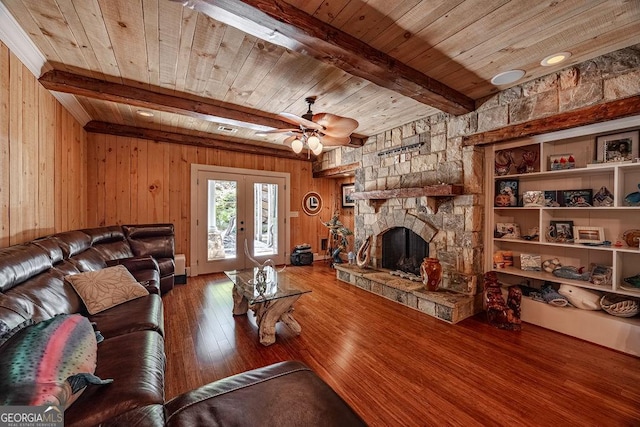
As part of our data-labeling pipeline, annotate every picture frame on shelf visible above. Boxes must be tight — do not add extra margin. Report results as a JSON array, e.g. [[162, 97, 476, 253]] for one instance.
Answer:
[[495, 179, 519, 207], [549, 220, 574, 242], [595, 130, 639, 163], [561, 189, 593, 207], [341, 184, 355, 208], [544, 190, 560, 207], [495, 223, 521, 239], [573, 226, 605, 244], [549, 153, 575, 170]]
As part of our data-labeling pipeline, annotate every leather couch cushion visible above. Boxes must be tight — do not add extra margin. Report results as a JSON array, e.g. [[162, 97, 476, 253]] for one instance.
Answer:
[[123, 224, 175, 259], [156, 257, 175, 278], [94, 240, 134, 260], [53, 231, 92, 258], [69, 247, 107, 272], [88, 294, 164, 338], [99, 404, 165, 427], [165, 361, 366, 427], [66, 266, 148, 315], [0, 245, 52, 292], [31, 238, 64, 264], [64, 331, 166, 427], [83, 226, 126, 245], [2, 270, 84, 321]]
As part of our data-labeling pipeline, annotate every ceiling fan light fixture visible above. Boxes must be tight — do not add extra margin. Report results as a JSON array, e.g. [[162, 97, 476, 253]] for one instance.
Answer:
[[541, 51, 571, 66], [307, 135, 320, 150], [490, 69, 525, 86], [291, 138, 304, 154], [311, 142, 323, 156]]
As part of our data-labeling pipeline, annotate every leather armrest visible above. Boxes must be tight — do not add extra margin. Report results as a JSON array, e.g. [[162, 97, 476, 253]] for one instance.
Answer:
[[106, 256, 159, 274], [165, 361, 366, 426]]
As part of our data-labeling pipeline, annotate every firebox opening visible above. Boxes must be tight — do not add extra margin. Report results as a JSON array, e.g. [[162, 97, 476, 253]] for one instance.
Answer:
[[381, 227, 428, 276]]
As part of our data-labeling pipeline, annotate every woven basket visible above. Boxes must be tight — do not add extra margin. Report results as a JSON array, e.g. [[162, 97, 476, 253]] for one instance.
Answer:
[[600, 294, 640, 318]]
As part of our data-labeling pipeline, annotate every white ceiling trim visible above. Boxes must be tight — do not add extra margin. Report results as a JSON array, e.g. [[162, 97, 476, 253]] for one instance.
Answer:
[[0, 2, 91, 125]]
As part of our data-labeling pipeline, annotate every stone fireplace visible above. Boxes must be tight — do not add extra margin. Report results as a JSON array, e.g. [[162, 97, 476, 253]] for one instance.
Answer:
[[324, 112, 485, 323]]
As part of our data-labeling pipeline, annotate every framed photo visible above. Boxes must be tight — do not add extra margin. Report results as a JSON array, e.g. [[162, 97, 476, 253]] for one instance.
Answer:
[[544, 190, 560, 207], [549, 220, 574, 242], [495, 179, 519, 207], [341, 184, 355, 208], [302, 191, 323, 216], [561, 189, 593, 207], [573, 226, 605, 244], [596, 131, 639, 163], [549, 153, 575, 170]]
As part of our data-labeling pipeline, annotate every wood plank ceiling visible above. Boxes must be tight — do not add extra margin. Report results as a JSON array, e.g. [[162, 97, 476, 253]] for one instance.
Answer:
[[3, 0, 640, 158]]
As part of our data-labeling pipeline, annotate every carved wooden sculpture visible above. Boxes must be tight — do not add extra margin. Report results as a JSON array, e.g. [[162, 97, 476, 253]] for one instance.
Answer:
[[356, 236, 371, 268], [483, 271, 521, 331]]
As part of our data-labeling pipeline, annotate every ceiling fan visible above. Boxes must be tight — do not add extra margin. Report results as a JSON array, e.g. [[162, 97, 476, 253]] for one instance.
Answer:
[[260, 97, 359, 155]]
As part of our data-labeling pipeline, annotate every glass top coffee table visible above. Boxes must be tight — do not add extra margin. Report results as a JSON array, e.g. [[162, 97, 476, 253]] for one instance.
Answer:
[[225, 268, 311, 346]]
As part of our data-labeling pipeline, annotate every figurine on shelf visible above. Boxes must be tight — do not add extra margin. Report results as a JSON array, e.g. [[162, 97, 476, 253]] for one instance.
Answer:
[[624, 183, 640, 206], [593, 186, 614, 207], [516, 149, 538, 174], [483, 272, 521, 331]]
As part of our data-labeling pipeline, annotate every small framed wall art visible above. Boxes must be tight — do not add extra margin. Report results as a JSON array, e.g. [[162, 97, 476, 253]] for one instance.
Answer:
[[341, 184, 355, 208], [574, 226, 605, 244], [549, 220, 574, 242], [596, 131, 639, 163]]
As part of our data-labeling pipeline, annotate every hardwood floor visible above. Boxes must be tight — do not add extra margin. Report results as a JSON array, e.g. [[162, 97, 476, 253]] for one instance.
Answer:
[[163, 263, 640, 426]]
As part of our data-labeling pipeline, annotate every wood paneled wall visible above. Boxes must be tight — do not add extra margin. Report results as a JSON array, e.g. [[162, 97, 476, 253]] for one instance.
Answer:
[[0, 42, 87, 248], [85, 133, 348, 264]]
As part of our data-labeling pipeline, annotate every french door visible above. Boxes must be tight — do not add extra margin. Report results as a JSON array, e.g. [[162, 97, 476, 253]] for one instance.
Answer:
[[191, 165, 289, 275]]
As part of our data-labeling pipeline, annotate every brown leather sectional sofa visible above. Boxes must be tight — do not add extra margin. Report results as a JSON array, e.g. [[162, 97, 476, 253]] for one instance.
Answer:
[[0, 224, 366, 426]]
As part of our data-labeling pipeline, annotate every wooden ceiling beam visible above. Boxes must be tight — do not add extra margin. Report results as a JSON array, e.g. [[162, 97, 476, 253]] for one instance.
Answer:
[[40, 70, 293, 132], [463, 95, 640, 146], [177, 0, 475, 116], [312, 162, 360, 178], [84, 121, 314, 161]]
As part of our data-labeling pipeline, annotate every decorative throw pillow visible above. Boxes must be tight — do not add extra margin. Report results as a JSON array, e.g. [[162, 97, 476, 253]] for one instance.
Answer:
[[0, 314, 112, 408], [65, 265, 148, 315]]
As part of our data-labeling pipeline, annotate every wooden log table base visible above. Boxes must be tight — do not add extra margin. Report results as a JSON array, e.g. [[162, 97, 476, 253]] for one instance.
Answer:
[[232, 286, 303, 346]]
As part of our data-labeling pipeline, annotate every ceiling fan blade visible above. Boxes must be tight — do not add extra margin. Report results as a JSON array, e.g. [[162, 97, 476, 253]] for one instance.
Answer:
[[312, 113, 359, 138], [320, 135, 351, 146], [255, 128, 298, 136], [279, 112, 323, 131]]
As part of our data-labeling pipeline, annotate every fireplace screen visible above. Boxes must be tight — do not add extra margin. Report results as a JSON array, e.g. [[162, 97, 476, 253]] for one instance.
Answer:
[[381, 227, 428, 275]]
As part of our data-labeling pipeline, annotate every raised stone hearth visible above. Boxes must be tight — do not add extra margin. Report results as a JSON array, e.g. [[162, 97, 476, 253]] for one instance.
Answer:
[[335, 264, 482, 324]]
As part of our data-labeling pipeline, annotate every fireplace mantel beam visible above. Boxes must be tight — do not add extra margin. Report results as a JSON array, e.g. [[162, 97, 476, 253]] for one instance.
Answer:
[[350, 185, 464, 213]]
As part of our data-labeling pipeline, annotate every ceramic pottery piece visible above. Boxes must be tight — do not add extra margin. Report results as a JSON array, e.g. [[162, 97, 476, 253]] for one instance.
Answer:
[[593, 186, 614, 207], [622, 229, 640, 248], [624, 183, 640, 206], [420, 257, 442, 291]]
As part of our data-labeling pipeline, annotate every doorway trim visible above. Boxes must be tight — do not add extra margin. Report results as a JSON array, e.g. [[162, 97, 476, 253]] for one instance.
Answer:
[[190, 164, 291, 276]]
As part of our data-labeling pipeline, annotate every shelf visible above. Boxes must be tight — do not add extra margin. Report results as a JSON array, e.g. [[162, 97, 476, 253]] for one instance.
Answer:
[[493, 238, 640, 253], [494, 162, 640, 181]]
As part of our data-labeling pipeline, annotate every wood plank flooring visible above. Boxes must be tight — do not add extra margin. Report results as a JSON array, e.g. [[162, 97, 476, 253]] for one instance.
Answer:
[[162, 263, 640, 426]]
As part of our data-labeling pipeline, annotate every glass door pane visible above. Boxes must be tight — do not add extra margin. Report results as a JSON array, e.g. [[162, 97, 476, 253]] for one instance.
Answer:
[[207, 179, 237, 261], [253, 182, 278, 257]]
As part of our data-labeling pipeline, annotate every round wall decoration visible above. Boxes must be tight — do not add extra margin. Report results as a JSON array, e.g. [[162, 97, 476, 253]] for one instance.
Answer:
[[302, 191, 323, 216]]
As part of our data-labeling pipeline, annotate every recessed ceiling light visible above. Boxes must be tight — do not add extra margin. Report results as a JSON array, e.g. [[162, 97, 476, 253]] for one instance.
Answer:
[[541, 52, 571, 66], [490, 69, 526, 86], [136, 110, 154, 117]]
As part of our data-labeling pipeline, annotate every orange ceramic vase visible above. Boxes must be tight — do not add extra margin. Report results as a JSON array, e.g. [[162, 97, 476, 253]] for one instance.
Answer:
[[420, 257, 442, 291]]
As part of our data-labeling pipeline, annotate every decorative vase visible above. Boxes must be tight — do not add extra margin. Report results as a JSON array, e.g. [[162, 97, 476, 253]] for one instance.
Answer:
[[420, 258, 442, 291]]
